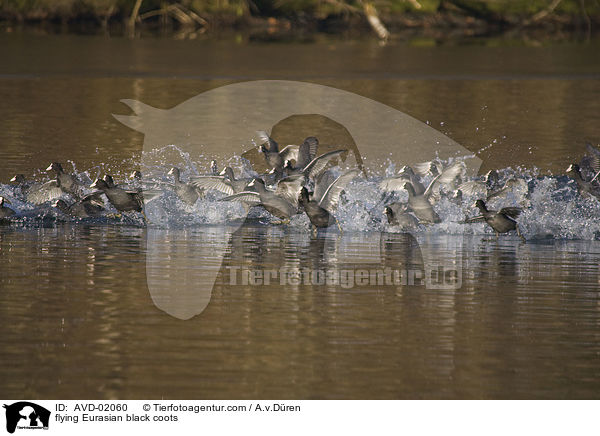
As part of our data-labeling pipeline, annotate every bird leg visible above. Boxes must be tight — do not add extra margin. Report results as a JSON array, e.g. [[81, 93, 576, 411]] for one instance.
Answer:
[[516, 225, 526, 242], [141, 210, 149, 224], [335, 217, 343, 235], [495, 231, 499, 241], [312, 225, 318, 237]]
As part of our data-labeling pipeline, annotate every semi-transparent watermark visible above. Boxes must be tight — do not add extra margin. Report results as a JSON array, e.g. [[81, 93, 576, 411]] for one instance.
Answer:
[[226, 265, 461, 289], [114, 80, 478, 319]]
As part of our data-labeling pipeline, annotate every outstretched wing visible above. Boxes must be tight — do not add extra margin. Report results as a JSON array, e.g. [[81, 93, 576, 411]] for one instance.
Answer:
[[302, 149, 347, 181], [275, 175, 304, 206], [427, 161, 467, 203], [413, 160, 440, 178], [423, 173, 443, 199], [296, 140, 311, 169], [82, 191, 106, 207], [457, 180, 486, 197], [138, 189, 163, 203], [487, 179, 528, 201], [296, 137, 319, 168], [437, 161, 466, 187], [26, 180, 63, 205], [305, 137, 319, 160], [499, 207, 522, 219], [379, 175, 413, 192], [279, 144, 299, 163], [463, 215, 486, 224], [318, 169, 360, 212], [256, 130, 279, 152], [585, 143, 600, 172], [313, 171, 336, 203], [220, 191, 262, 205], [190, 176, 234, 195]]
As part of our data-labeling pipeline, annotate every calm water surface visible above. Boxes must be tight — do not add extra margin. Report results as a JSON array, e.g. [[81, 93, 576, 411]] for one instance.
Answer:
[[0, 31, 599, 399], [1, 225, 600, 399]]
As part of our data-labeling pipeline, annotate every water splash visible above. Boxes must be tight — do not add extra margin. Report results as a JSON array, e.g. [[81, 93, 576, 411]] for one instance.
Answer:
[[2, 145, 599, 240]]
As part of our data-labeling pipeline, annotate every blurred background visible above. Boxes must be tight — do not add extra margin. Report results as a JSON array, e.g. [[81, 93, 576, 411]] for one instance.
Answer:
[[0, 0, 598, 40]]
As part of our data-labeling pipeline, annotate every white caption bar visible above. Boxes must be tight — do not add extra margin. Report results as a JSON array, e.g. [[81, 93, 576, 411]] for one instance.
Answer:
[[1, 400, 597, 436]]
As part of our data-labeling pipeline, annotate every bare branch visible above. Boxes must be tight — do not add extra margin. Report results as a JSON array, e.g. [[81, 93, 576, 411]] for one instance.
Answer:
[[362, 2, 390, 40], [128, 0, 144, 28], [523, 0, 563, 25], [406, 0, 422, 9]]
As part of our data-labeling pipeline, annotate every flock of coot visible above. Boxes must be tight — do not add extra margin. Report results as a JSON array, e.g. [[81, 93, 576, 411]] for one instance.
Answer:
[[2, 133, 600, 241]]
